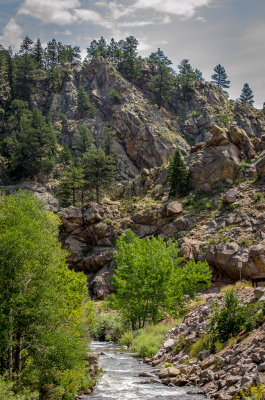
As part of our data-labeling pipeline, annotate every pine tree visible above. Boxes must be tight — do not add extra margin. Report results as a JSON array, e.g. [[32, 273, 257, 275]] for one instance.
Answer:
[[118, 36, 141, 81], [82, 147, 117, 203], [46, 39, 58, 68], [15, 36, 35, 99], [10, 107, 58, 180], [177, 59, 203, 101], [211, 64, 230, 95], [148, 48, 174, 108], [86, 40, 99, 59], [77, 86, 96, 118], [239, 83, 254, 105], [102, 124, 116, 156], [168, 147, 189, 196], [108, 38, 118, 61], [59, 144, 72, 165], [86, 37, 108, 59], [57, 165, 84, 206], [33, 38, 43, 69], [73, 124, 94, 154]]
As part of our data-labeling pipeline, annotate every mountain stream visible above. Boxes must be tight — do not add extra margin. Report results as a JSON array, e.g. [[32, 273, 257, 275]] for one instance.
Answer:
[[86, 341, 205, 400]]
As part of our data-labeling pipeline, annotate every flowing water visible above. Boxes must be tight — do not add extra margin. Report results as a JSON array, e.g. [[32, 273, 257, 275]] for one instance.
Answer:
[[87, 342, 205, 400]]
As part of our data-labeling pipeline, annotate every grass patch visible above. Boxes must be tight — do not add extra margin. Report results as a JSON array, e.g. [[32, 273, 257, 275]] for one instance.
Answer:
[[189, 296, 206, 311], [220, 281, 252, 293], [128, 320, 180, 358], [189, 334, 212, 358]]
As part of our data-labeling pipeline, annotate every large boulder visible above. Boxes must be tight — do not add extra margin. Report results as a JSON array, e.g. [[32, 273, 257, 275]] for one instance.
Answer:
[[254, 151, 265, 177], [188, 125, 249, 191], [227, 126, 256, 158], [188, 144, 241, 191]]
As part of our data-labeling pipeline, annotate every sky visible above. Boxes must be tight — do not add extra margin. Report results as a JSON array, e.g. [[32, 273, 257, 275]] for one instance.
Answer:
[[0, 0, 264, 108]]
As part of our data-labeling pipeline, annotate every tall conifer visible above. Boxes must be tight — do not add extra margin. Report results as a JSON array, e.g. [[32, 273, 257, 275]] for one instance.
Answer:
[[168, 147, 189, 196]]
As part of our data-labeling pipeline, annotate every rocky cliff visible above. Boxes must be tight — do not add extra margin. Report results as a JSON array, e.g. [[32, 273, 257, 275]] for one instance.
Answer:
[[143, 286, 265, 400], [3, 57, 265, 298], [27, 58, 265, 180]]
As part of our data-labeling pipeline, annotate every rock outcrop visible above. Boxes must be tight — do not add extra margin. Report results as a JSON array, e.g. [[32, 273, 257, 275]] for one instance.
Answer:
[[188, 125, 256, 191], [145, 287, 265, 399], [30, 59, 188, 180]]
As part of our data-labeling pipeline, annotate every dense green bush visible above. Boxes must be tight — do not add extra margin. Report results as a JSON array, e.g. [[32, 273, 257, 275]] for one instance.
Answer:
[[189, 334, 213, 358], [209, 289, 247, 342], [119, 331, 134, 348], [108, 89, 123, 104], [131, 324, 175, 358], [91, 313, 125, 341]]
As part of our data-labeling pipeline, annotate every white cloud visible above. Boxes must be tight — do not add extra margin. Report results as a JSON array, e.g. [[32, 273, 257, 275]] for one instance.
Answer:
[[54, 29, 73, 35], [138, 41, 152, 53], [18, 0, 81, 25], [133, 0, 213, 18], [0, 18, 23, 52], [74, 9, 103, 23], [196, 16, 207, 22]]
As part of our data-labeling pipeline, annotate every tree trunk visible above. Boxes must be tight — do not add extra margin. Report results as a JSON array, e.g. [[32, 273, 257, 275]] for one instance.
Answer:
[[8, 308, 13, 380], [73, 187, 76, 206], [96, 187, 100, 204], [18, 334, 23, 375]]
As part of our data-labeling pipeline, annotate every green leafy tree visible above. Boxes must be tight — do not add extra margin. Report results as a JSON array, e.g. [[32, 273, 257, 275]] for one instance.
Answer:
[[168, 147, 189, 196], [108, 230, 211, 330], [209, 289, 247, 343], [239, 83, 254, 105], [77, 86, 96, 118], [0, 191, 95, 397], [82, 147, 117, 203], [211, 64, 230, 96], [148, 48, 174, 108]]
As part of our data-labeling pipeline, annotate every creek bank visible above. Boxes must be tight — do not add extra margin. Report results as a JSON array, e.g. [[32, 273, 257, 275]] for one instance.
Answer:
[[76, 352, 99, 399], [142, 287, 265, 399]]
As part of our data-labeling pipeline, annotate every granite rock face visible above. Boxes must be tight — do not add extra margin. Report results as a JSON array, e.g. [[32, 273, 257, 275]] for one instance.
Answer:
[[29, 58, 188, 180]]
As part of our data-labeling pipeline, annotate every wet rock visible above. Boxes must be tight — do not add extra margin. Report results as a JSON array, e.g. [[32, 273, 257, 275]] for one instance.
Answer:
[[138, 371, 156, 377]]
